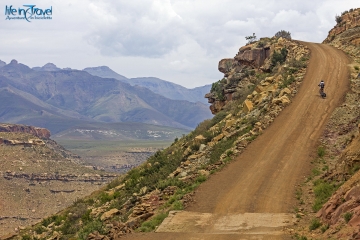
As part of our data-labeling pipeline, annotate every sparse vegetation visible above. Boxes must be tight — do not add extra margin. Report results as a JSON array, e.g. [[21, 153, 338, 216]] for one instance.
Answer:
[[355, 65, 359, 71], [275, 30, 291, 40], [271, 47, 288, 71], [320, 224, 329, 233], [245, 33, 257, 44], [317, 146, 325, 158], [335, 14, 342, 24], [344, 212, 353, 223], [138, 212, 168, 232], [309, 218, 322, 230], [211, 79, 226, 101], [312, 179, 339, 211], [294, 234, 308, 240]]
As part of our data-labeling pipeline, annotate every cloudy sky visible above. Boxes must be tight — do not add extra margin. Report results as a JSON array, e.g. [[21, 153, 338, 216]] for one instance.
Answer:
[[0, 1, 358, 88]]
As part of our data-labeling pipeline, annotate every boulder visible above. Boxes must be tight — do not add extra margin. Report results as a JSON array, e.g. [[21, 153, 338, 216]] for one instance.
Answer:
[[272, 96, 290, 106], [218, 58, 235, 74], [243, 100, 253, 113], [100, 209, 119, 221], [279, 88, 291, 97], [235, 47, 271, 68], [194, 135, 206, 143]]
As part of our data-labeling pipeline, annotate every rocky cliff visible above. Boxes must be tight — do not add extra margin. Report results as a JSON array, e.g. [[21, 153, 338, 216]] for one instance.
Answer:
[[0, 123, 51, 139], [205, 37, 309, 114]]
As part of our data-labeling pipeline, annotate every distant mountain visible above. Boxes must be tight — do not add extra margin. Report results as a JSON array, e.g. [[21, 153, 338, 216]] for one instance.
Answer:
[[83, 66, 211, 104], [83, 66, 128, 81], [33, 63, 61, 71], [0, 60, 212, 134], [0, 60, 5, 68]]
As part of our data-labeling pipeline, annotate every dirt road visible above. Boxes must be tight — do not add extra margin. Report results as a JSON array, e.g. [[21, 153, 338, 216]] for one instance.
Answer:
[[122, 42, 350, 239]]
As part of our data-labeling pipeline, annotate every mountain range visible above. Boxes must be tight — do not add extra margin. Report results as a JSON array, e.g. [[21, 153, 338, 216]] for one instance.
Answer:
[[83, 66, 211, 104], [0, 60, 213, 135]]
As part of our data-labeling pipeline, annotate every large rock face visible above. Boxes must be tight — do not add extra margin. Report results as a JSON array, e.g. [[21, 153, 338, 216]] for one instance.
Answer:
[[206, 37, 309, 114], [235, 46, 271, 68], [0, 123, 51, 139], [323, 8, 360, 45]]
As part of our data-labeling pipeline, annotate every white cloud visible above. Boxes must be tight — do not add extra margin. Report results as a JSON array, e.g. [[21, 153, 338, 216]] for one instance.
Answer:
[[0, 0, 358, 88]]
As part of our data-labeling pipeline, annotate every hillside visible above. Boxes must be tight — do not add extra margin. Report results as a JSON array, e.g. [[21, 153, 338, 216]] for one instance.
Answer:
[[83, 66, 211, 104], [0, 61, 212, 133], [292, 8, 360, 239], [8, 34, 318, 240], [0, 124, 116, 237]]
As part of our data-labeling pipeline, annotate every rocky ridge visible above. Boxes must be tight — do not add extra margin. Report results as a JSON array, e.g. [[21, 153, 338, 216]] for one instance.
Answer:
[[0, 127, 116, 238], [292, 8, 360, 240], [9, 35, 311, 240], [0, 123, 50, 139]]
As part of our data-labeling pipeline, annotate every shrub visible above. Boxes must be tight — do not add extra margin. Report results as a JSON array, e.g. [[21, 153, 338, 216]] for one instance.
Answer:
[[35, 225, 46, 234], [245, 33, 257, 44], [275, 30, 291, 40], [317, 146, 325, 157], [21, 235, 31, 240], [280, 75, 295, 89], [77, 220, 104, 240], [294, 234, 308, 240], [190, 143, 200, 151], [271, 48, 288, 71], [309, 218, 321, 230], [312, 179, 339, 211], [320, 224, 329, 233], [211, 80, 226, 101], [172, 200, 183, 210], [288, 58, 307, 69], [344, 212, 353, 223], [138, 212, 168, 232], [335, 15, 342, 24], [354, 66, 359, 71]]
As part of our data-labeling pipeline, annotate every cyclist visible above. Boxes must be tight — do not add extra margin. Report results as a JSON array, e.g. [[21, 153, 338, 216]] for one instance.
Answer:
[[318, 80, 325, 97]]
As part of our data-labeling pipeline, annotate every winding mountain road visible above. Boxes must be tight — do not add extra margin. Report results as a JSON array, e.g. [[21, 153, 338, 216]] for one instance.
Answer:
[[122, 42, 350, 240]]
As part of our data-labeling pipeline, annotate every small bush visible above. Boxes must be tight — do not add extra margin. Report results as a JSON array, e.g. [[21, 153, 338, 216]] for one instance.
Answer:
[[77, 220, 104, 240], [335, 15, 342, 24], [139, 212, 168, 232], [280, 75, 295, 88], [275, 30, 291, 40], [21, 235, 31, 240], [271, 48, 288, 71], [320, 224, 329, 233], [211, 80, 226, 101], [317, 146, 325, 157], [354, 66, 359, 71], [211, 111, 227, 126], [309, 218, 321, 230], [245, 33, 257, 44], [172, 200, 183, 210], [294, 234, 308, 240], [312, 179, 339, 211], [34, 225, 46, 234], [351, 163, 360, 175], [190, 143, 200, 152], [344, 212, 353, 223]]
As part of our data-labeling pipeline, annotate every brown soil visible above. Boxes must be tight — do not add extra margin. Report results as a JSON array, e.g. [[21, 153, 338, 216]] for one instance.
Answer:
[[122, 42, 350, 240]]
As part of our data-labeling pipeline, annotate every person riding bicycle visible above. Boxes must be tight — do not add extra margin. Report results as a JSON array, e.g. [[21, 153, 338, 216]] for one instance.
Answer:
[[318, 80, 325, 97]]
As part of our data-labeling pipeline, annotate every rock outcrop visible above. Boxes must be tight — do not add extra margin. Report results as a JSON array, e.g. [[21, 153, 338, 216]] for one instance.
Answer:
[[205, 37, 309, 114], [323, 8, 360, 45], [0, 123, 50, 139]]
